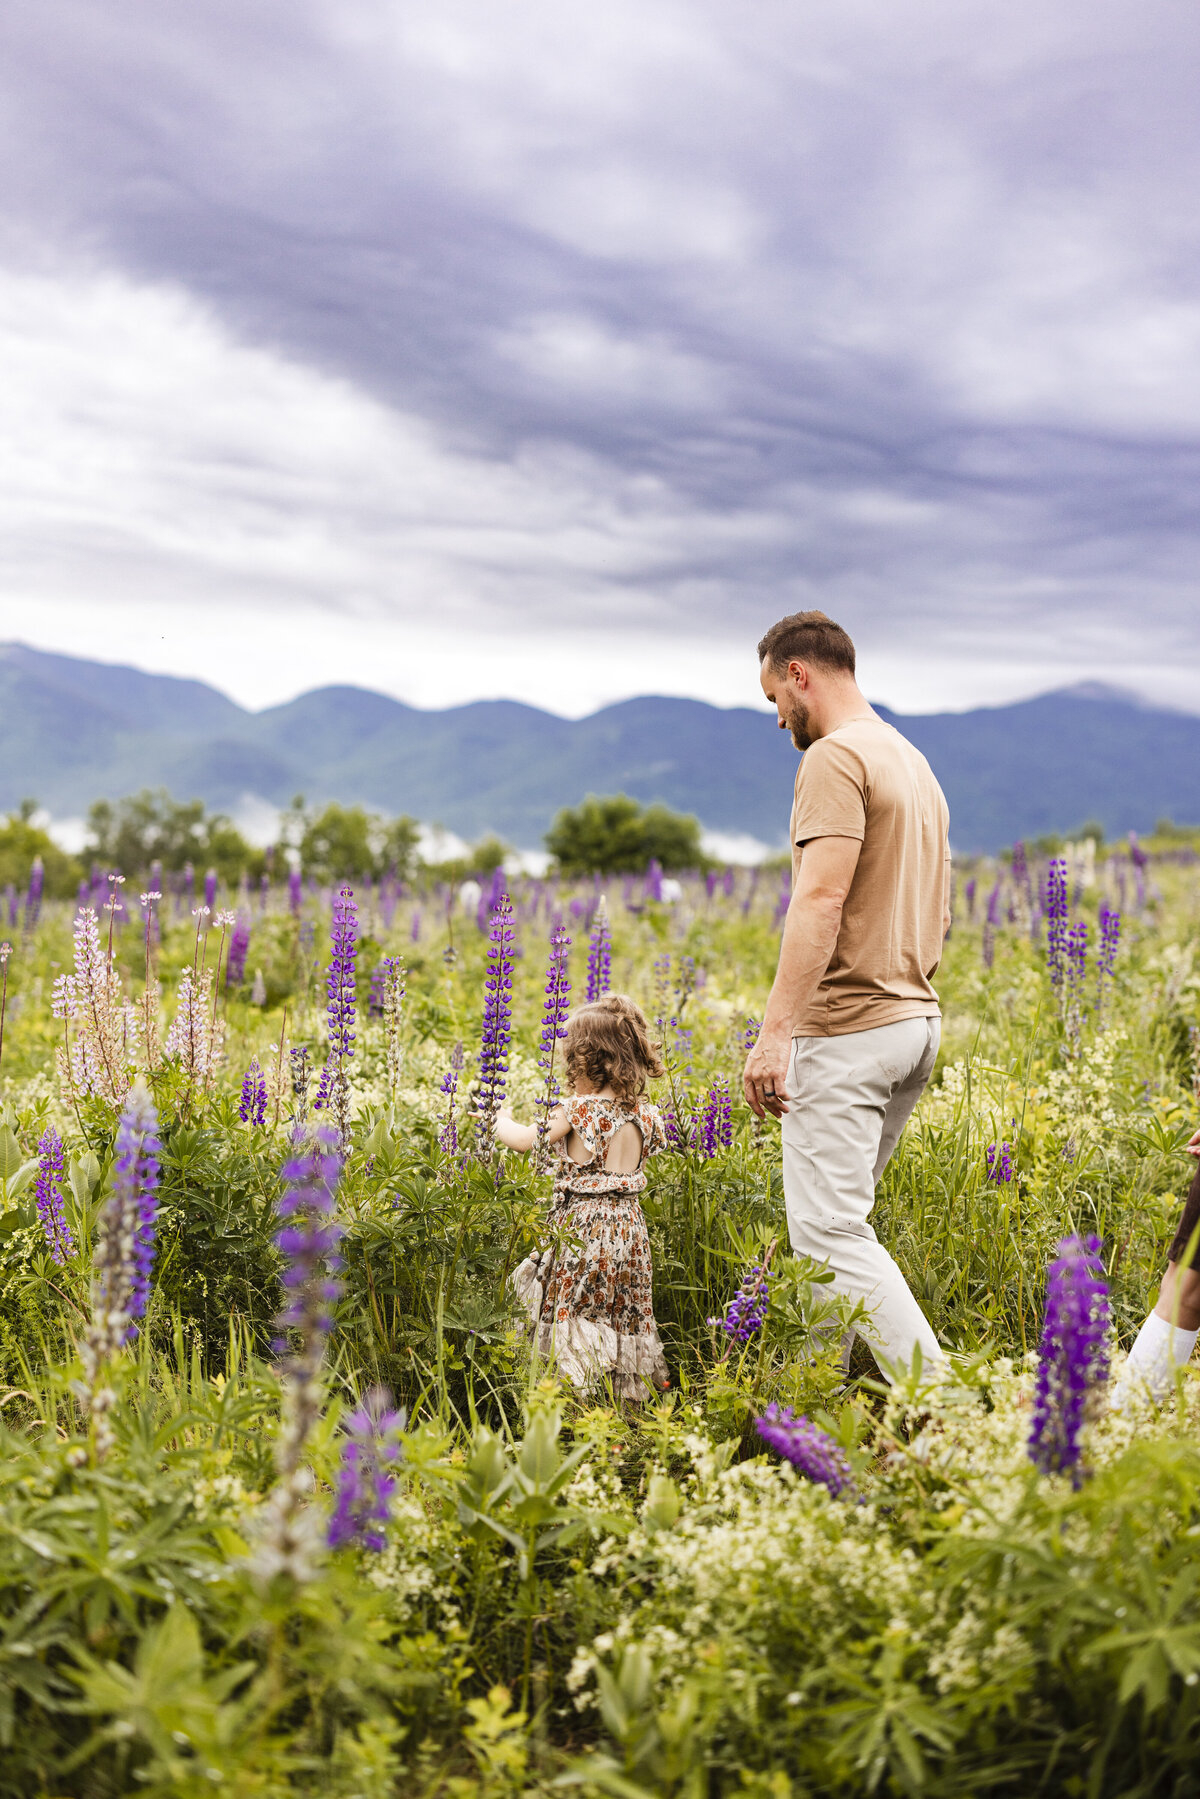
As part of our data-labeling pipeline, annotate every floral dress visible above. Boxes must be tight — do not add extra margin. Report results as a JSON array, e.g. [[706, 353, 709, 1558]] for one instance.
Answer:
[[512, 1094, 670, 1400]]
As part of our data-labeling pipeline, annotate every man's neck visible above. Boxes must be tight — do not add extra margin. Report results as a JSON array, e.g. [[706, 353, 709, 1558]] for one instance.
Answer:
[[811, 683, 876, 742]]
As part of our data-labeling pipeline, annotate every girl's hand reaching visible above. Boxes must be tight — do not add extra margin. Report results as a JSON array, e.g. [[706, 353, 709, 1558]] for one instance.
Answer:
[[1188, 1128, 1200, 1158]]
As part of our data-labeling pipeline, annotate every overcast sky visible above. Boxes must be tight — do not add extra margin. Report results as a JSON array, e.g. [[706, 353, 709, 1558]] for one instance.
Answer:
[[1, 0, 1198, 718]]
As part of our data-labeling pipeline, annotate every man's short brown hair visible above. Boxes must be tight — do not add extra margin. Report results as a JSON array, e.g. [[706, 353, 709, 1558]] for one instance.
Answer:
[[757, 610, 856, 676]]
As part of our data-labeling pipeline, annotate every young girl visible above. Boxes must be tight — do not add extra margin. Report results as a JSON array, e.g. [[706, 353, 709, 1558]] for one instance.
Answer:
[[497, 994, 671, 1402], [1111, 1123, 1200, 1411]]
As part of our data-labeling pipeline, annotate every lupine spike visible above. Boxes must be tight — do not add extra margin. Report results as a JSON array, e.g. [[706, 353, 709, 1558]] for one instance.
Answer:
[[585, 898, 611, 1003], [709, 1261, 769, 1342], [477, 893, 515, 1159], [313, 885, 358, 1150], [535, 924, 572, 1155], [1028, 1234, 1110, 1482], [250, 1129, 345, 1584], [755, 1405, 857, 1499], [327, 1386, 407, 1551], [88, 1083, 161, 1355], [239, 1057, 268, 1127], [34, 1127, 74, 1264]]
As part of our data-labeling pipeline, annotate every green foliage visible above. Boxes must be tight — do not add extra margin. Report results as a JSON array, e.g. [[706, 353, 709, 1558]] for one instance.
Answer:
[[0, 844, 1197, 1790], [545, 793, 703, 874], [0, 808, 80, 898], [84, 788, 263, 884], [283, 796, 420, 882], [422, 833, 512, 883]]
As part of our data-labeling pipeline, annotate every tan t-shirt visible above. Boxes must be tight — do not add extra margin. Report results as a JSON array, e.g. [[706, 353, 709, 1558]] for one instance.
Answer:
[[789, 715, 951, 1037]]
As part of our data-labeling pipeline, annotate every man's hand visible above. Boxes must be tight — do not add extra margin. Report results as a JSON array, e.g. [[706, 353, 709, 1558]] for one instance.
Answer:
[[743, 1027, 792, 1120]]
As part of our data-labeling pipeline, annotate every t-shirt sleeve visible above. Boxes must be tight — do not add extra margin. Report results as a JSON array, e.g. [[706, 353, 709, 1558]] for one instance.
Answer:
[[791, 739, 868, 845]]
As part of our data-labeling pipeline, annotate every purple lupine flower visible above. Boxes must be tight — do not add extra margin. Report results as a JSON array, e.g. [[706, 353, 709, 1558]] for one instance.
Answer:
[[253, 1128, 345, 1580], [1065, 920, 1089, 1044], [288, 867, 303, 914], [645, 858, 664, 903], [477, 893, 515, 1157], [705, 869, 718, 900], [289, 1044, 312, 1125], [90, 1083, 161, 1346], [985, 1141, 1014, 1183], [76, 1082, 161, 1456], [662, 1106, 686, 1151], [1028, 1234, 1110, 1482], [24, 857, 44, 932], [1046, 857, 1069, 989], [34, 1127, 73, 1264], [411, 909, 421, 942], [226, 914, 251, 987], [380, 955, 407, 1095], [368, 966, 386, 1018], [742, 1016, 761, 1055], [709, 1262, 769, 1342], [203, 868, 218, 910], [535, 925, 572, 1152], [275, 1129, 345, 1359], [1096, 906, 1120, 1015], [982, 880, 1002, 970], [438, 1039, 465, 1154], [5, 885, 17, 927], [964, 876, 977, 920], [313, 885, 358, 1149], [327, 1385, 406, 1551], [698, 1077, 733, 1159], [239, 1057, 268, 1127], [585, 899, 611, 1003], [324, 886, 358, 1063], [1011, 841, 1030, 904], [755, 1404, 857, 1499], [1128, 831, 1148, 870]]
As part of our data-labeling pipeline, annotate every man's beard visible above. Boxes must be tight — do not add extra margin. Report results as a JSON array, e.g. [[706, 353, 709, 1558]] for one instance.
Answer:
[[785, 698, 813, 752]]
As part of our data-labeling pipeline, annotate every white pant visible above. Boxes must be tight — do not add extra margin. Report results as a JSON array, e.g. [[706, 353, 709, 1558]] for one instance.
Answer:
[[782, 1016, 944, 1377]]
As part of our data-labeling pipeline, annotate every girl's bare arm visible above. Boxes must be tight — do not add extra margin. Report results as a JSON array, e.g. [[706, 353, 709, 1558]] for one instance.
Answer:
[[494, 1105, 571, 1154]]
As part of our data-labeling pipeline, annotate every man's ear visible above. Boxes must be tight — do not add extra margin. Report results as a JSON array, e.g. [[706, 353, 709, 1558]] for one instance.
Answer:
[[787, 658, 809, 691]]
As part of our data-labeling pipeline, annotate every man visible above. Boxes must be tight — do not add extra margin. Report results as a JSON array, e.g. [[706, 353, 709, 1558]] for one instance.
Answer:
[[742, 610, 951, 1377]]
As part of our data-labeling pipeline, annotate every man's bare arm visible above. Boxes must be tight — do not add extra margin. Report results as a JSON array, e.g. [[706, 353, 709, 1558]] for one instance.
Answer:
[[743, 836, 862, 1119]]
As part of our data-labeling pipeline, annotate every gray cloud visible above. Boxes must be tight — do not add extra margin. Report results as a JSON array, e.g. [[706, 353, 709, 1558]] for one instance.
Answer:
[[1, 0, 1198, 710]]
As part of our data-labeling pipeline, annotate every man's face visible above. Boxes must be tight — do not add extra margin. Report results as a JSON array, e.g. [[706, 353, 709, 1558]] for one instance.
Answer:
[[759, 657, 813, 752]]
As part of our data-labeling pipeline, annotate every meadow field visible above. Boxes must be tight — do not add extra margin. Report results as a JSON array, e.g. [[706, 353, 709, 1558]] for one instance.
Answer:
[[0, 837, 1197, 1796]]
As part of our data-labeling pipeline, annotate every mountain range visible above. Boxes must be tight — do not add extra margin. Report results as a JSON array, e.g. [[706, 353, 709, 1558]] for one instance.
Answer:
[[1, 643, 1197, 853]]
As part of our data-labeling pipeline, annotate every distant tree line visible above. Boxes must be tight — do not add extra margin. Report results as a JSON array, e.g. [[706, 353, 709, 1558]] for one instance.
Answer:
[[4, 783, 1196, 901]]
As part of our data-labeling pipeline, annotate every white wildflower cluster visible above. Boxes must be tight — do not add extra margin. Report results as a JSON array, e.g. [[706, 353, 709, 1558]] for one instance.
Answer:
[[561, 1361, 1200, 1728], [364, 1485, 465, 1636], [191, 1470, 259, 1523], [1041, 1027, 1129, 1132]]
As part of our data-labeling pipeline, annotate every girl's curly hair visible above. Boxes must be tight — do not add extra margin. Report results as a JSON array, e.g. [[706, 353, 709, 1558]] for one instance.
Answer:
[[564, 995, 665, 1106]]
